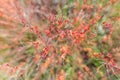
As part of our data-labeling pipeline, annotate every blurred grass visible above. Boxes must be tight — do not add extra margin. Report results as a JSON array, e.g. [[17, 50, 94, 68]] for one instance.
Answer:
[[0, 0, 120, 80]]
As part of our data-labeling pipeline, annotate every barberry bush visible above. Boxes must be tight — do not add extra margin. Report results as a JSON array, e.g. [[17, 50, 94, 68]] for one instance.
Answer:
[[0, 0, 120, 80]]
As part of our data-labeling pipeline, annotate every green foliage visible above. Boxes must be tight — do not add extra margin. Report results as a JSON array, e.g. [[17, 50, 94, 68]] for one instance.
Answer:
[[25, 47, 34, 54]]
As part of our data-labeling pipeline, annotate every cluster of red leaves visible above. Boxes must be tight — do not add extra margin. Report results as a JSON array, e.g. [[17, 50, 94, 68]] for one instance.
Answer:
[[16, 0, 119, 79], [0, 63, 24, 76]]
